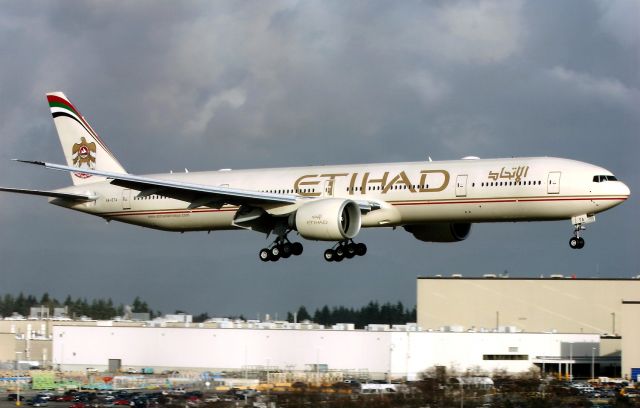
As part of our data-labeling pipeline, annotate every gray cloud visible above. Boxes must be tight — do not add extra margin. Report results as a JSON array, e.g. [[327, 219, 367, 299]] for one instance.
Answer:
[[0, 0, 638, 317]]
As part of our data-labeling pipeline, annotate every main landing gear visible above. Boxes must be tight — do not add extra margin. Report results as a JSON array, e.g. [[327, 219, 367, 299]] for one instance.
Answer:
[[259, 238, 303, 262], [323, 240, 367, 262]]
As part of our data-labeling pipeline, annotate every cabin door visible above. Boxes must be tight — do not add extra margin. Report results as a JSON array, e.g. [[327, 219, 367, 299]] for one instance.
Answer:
[[455, 175, 468, 197], [547, 172, 561, 194], [122, 189, 131, 210]]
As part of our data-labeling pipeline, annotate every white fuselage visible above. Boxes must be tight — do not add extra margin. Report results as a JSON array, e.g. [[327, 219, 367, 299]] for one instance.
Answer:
[[52, 157, 629, 232]]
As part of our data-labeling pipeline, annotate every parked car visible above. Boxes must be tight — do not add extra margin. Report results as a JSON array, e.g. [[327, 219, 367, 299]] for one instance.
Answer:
[[32, 398, 48, 407], [27, 397, 48, 406], [7, 394, 26, 402], [37, 393, 54, 400]]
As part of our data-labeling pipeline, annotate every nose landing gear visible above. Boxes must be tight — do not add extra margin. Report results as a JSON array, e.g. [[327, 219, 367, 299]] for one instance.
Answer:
[[323, 240, 367, 262], [569, 214, 595, 250]]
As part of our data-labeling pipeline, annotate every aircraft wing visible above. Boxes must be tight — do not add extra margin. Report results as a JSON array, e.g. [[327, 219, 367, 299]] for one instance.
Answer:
[[15, 160, 380, 212], [15, 160, 299, 207], [0, 186, 97, 201]]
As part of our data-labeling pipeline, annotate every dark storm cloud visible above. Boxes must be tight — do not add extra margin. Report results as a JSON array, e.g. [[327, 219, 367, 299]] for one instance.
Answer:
[[0, 1, 638, 318]]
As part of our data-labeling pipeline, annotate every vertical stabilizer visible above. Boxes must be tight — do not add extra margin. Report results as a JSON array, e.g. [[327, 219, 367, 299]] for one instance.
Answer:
[[46, 92, 126, 186]]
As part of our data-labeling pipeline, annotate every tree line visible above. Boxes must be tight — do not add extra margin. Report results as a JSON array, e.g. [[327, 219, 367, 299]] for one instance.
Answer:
[[0, 293, 416, 327], [287, 301, 416, 328], [0, 292, 157, 320]]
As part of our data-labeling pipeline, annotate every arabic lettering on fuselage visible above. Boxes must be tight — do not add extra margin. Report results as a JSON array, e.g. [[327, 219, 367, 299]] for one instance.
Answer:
[[294, 170, 450, 197], [488, 166, 530, 183]]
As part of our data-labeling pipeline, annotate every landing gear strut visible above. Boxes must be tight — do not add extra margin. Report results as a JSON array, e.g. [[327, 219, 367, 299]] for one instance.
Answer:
[[259, 234, 303, 262], [323, 240, 367, 262]]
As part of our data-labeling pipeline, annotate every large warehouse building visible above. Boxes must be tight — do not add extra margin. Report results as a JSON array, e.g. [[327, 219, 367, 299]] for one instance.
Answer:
[[417, 276, 640, 379], [51, 324, 599, 381], [2, 276, 638, 381], [416, 277, 639, 334]]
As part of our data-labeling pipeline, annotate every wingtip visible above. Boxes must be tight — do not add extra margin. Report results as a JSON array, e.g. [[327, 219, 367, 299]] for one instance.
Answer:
[[13, 159, 46, 166]]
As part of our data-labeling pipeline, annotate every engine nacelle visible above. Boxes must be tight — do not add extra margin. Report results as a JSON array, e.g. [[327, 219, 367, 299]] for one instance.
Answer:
[[294, 198, 361, 241], [404, 223, 471, 243]]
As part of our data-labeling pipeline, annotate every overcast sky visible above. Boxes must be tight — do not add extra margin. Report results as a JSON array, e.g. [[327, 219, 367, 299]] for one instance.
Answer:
[[0, 1, 638, 319]]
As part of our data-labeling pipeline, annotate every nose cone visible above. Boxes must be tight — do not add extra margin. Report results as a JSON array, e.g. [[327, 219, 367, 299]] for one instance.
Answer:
[[619, 181, 631, 199]]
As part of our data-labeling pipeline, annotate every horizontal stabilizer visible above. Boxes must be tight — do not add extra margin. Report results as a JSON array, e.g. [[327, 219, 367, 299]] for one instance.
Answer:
[[0, 187, 97, 201]]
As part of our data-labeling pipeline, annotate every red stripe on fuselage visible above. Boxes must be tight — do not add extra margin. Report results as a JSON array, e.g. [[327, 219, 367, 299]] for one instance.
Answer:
[[390, 196, 627, 206]]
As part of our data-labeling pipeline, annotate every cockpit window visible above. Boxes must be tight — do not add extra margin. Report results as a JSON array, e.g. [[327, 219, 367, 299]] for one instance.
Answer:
[[593, 175, 618, 182]]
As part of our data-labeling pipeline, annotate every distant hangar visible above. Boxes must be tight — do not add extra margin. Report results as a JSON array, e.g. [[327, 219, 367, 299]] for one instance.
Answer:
[[417, 277, 639, 334]]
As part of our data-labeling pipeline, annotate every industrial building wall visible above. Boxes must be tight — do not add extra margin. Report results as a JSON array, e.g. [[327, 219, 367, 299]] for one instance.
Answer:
[[417, 278, 639, 334], [0, 333, 17, 361], [621, 301, 640, 381], [0, 320, 52, 337], [52, 325, 599, 380], [53, 326, 391, 374], [389, 332, 598, 380]]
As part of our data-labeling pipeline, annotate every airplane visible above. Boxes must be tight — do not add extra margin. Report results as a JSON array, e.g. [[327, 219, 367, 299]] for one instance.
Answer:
[[0, 92, 631, 262]]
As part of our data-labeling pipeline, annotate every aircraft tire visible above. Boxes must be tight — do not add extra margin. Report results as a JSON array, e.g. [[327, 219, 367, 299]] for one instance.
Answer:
[[259, 248, 270, 262], [281, 243, 292, 258], [270, 246, 281, 261], [577, 237, 585, 249], [345, 243, 356, 259], [355, 243, 367, 256], [324, 249, 335, 262], [292, 242, 303, 256], [569, 237, 579, 249]]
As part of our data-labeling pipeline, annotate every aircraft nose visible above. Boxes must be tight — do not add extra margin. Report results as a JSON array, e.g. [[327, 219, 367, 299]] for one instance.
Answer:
[[620, 181, 631, 199]]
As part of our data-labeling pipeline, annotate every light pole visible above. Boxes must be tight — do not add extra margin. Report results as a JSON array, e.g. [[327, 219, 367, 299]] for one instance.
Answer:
[[591, 347, 596, 380], [15, 351, 22, 407]]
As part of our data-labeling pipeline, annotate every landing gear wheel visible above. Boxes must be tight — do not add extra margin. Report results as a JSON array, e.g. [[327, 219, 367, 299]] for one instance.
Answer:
[[270, 246, 281, 261], [569, 237, 585, 249], [345, 243, 356, 259], [355, 243, 367, 256], [281, 243, 292, 258], [292, 242, 303, 256], [569, 237, 580, 249], [324, 249, 335, 262], [259, 248, 270, 262]]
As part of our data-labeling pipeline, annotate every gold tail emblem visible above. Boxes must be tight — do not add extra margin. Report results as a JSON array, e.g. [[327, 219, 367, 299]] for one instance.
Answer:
[[72, 137, 97, 168]]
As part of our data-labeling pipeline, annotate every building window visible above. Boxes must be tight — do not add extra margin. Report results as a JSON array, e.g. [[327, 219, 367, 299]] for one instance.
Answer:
[[483, 354, 528, 361]]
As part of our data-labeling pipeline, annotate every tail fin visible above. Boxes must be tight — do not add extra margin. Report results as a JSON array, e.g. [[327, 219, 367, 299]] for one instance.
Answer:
[[46, 92, 126, 186]]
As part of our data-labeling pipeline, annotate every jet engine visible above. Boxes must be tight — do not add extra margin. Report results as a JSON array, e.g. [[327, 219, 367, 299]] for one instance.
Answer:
[[404, 222, 471, 242], [294, 198, 361, 241]]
